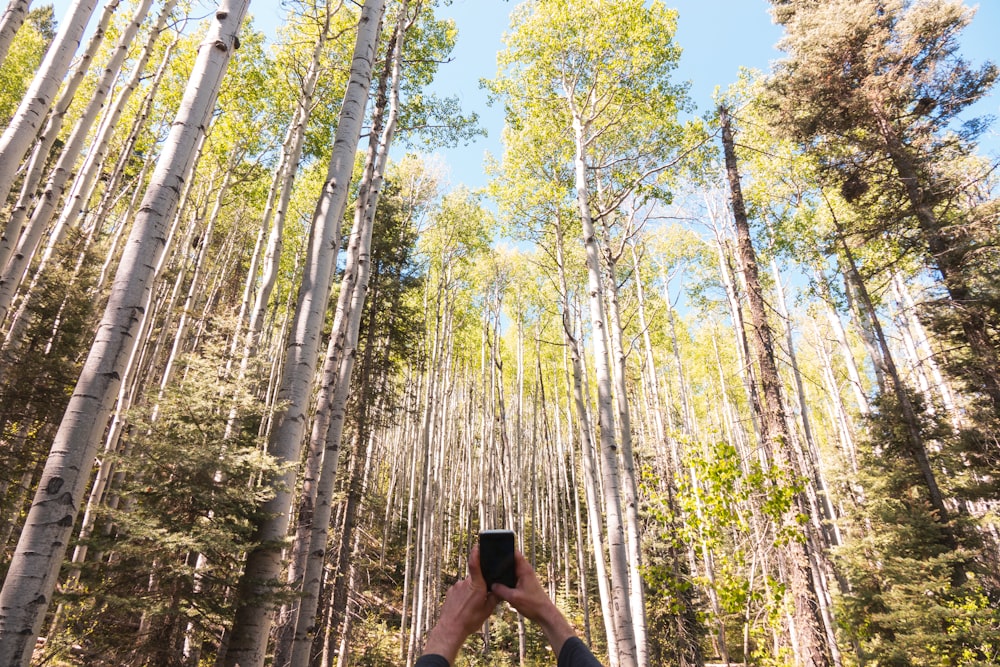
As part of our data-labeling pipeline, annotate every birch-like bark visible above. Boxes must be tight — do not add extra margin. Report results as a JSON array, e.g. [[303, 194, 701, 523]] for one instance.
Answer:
[[629, 240, 702, 667], [826, 202, 956, 534], [287, 8, 407, 663], [0, 0, 119, 274], [600, 220, 648, 667], [814, 267, 870, 416], [553, 215, 619, 667], [57, 0, 180, 260], [241, 15, 339, 653], [0, 0, 32, 68], [238, 2, 337, 366], [0, 0, 100, 211], [223, 3, 386, 664], [0, 5, 249, 664], [570, 112, 637, 667], [890, 273, 959, 421], [0, 0, 154, 324]]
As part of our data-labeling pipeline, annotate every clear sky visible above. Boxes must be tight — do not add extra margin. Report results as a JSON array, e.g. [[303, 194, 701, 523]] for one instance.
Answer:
[[46, 0, 1000, 192]]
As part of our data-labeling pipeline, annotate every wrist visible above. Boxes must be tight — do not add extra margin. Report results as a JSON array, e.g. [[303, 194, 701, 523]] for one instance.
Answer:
[[537, 604, 576, 656], [423, 621, 466, 664]]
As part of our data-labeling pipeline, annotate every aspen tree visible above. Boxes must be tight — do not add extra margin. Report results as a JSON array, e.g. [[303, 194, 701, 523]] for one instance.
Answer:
[[283, 6, 412, 664], [0, 0, 120, 276], [0, 0, 156, 325], [223, 3, 387, 663], [53, 0, 182, 279], [489, 3, 700, 661], [0, 0, 100, 210], [824, 198, 956, 534], [0, 0, 32, 68], [0, 3, 250, 664]]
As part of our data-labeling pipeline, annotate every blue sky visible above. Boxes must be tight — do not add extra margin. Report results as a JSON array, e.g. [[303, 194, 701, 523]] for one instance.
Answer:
[[416, 0, 784, 190], [47, 0, 1000, 192]]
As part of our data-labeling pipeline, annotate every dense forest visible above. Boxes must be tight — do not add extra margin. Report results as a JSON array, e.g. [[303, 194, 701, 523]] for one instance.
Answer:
[[0, 0, 998, 665]]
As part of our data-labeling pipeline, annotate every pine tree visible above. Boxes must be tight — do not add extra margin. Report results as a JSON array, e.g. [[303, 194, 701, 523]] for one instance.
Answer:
[[767, 0, 1000, 419]]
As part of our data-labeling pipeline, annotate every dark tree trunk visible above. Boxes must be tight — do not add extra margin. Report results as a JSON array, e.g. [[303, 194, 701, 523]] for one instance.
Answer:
[[720, 105, 831, 667]]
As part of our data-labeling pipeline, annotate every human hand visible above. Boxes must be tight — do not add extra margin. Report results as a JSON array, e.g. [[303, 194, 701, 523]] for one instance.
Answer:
[[422, 545, 499, 663], [491, 549, 576, 655]]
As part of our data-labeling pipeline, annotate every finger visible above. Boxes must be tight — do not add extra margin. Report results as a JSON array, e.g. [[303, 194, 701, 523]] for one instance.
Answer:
[[513, 549, 533, 575], [491, 582, 515, 602], [469, 545, 487, 589]]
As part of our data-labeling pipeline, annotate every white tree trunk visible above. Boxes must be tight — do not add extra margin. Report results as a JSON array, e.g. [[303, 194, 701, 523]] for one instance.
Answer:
[[571, 116, 637, 667], [287, 9, 407, 664], [0, 0, 100, 211], [601, 224, 648, 667], [0, 3, 250, 664], [553, 217, 618, 666], [0, 0, 32, 76], [57, 0, 180, 264], [0, 0, 119, 275], [0, 0, 154, 324], [222, 3, 386, 664]]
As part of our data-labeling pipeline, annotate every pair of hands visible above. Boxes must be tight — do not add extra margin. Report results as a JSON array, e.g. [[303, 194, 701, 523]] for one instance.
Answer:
[[422, 546, 576, 663]]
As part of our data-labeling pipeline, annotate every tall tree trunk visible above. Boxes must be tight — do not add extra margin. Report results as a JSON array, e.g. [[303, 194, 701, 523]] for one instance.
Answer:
[[0, 0, 100, 210], [0, 0, 32, 69], [890, 273, 959, 424], [600, 220, 648, 667], [0, 0, 119, 275], [223, 3, 386, 665], [629, 240, 702, 667], [270, 8, 367, 662], [720, 105, 831, 667], [0, 5, 250, 664], [554, 215, 618, 667], [0, 0, 154, 325], [873, 111, 1000, 415], [55, 0, 180, 273], [286, 9, 407, 664], [825, 197, 956, 534], [571, 112, 637, 667]]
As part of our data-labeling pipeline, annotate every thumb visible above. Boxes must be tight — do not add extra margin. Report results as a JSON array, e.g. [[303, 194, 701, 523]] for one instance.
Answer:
[[491, 582, 515, 602]]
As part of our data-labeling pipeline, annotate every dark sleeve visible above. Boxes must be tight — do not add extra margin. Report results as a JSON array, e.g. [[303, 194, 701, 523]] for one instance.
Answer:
[[415, 655, 450, 667], [557, 636, 605, 667]]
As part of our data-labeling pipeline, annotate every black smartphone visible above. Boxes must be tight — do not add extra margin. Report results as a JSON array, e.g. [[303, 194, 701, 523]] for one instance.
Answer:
[[479, 529, 516, 590]]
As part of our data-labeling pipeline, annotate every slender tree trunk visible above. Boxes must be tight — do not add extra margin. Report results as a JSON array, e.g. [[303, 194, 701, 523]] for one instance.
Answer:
[[286, 10, 407, 663], [600, 225, 648, 667], [223, 4, 386, 665], [56, 0, 180, 267], [270, 9, 367, 662], [0, 0, 100, 210], [554, 215, 618, 667], [720, 105, 830, 667], [825, 200, 956, 534], [570, 112, 637, 667], [629, 240, 702, 667], [0, 0, 31, 69], [874, 111, 1000, 415], [814, 267, 870, 416], [0, 0, 154, 325], [890, 273, 959, 422], [0, 0, 119, 275], [0, 5, 250, 664]]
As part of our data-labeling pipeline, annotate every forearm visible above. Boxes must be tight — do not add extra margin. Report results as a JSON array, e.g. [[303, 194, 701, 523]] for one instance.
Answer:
[[536, 603, 577, 657], [422, 621, 466, 665]]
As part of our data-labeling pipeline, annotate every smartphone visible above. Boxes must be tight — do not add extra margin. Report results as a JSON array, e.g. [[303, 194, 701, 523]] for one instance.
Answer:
[[479, 529, 517, 590]]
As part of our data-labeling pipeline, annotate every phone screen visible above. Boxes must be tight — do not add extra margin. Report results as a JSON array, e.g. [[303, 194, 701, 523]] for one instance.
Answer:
[[479, 529, 516, 590]]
